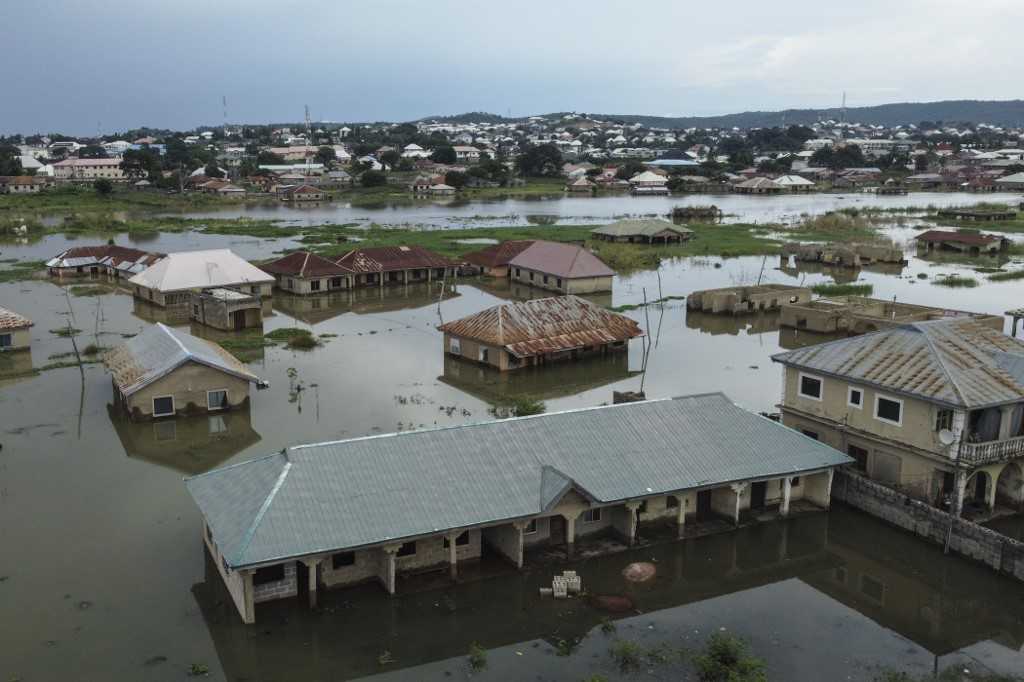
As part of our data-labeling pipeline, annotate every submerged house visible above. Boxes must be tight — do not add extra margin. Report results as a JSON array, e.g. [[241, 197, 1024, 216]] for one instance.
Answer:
[[333, 246, 458, 288], [773, 317, 1024, 514], [508, 240, 614, 294], [915, 230, 1009, 255], [186, 392, 851, 623], [190, 288, 263, 331], [591, 218, 693, 244], [46, 245, 165, 279], [104, 323, 264, 420], [462, 240, 535, 277], [260, 251, 356, 294], [0, 306, 33, 351], [128, 249, 274, 308], [438, 295, 643, 370]]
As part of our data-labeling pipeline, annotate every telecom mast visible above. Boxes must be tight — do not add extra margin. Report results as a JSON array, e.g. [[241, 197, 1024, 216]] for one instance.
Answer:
[[305, 104, 313, 176]]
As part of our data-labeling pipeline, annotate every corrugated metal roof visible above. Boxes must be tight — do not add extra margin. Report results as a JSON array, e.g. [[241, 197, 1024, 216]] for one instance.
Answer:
[[508, 241, 614, 279], [128, 249, 273, 292], [186, 392, 851, 568], [772, 318, 1024, 408], [103, 323, 261, 396], [463, 240, 535, 268], [0, 306, 32, 331], [334, 246, 456, 273], [591, 219, 693, 238], [438, 295, 642, 357], [260, 251, 355, 278], [915, 230, 1000, 246]]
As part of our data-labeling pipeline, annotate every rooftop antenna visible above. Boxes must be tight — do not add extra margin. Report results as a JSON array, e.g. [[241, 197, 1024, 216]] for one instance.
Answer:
[[304, 104, 313, 176], [222, 95, 228, 128], [841, 91, 847, 126]]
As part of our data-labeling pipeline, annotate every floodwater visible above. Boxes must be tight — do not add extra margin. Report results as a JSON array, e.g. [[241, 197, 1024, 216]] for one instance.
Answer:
[[4, 208, 1024, 679], [170, 190, 1024, 228]]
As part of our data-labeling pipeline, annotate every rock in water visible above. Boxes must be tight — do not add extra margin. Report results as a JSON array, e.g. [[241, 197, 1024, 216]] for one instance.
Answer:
[[621, 562, 656, 583]]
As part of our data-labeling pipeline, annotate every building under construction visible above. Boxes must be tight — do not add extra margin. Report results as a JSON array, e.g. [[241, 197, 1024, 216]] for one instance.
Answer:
[[779, 296, 1003, 335]]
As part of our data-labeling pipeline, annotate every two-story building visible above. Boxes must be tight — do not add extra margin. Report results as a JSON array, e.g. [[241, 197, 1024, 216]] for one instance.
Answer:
[[772, 317, 1024, 517], [53, 158, 127, 182]]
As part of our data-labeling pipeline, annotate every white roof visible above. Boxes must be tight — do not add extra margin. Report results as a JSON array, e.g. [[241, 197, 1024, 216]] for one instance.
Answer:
[[774, 175, 816, 186], [128, 249, 273, 292], [996, 172, 1024, 184], [629, 171, 667, 184]]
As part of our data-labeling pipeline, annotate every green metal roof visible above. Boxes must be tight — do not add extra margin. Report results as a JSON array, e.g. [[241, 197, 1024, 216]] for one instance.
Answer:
[[591, 219, 693, 238], [186, 392, 850, 568]]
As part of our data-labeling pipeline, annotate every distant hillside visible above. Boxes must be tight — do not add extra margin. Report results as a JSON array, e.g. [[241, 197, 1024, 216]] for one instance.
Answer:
[[421, 100, 1024, 129]]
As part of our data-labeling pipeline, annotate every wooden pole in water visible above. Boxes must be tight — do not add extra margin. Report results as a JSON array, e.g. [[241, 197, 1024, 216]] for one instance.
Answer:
[[640, 288, 652, 395]]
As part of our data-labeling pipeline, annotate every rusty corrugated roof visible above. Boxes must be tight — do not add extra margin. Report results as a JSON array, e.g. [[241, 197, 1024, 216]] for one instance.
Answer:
[[261, 251, 355, 278], [438, 295, 643, 358], [462, 240, 535, 268], [0, 306, 32, 331], [334, 246, 456, 273], [772, 317, 1024, 408], [915, 230, 1001, 246]]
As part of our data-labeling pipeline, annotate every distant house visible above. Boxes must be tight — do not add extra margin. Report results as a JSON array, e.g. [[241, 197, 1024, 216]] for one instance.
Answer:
[[128, 249, 274, 308], [260, 251, 356, 294], [0, 175, 46, 194], [439, 295, 643, 370], [628, 170, 669, 195], [186, 392, 849, 622], [46, 245, 165, 279], [104, 323, 263, 421], [279, 184, 326, 202], [565, 177, 595, 193], [53, 158, 126, 182], [333, 246, 459, 288], [428, 183, 456, 196], [591, 218, 693, 244], [462, 240, 535, 277], [733, 177, 784, 194], [995, 172, 1024, 191], [772, 175, 817, 192], [0, 306, 33, 351], [453, 145, 481, 163], [915, 230, 1008, 255], [508, 240, 615, 294], [409, 175, 437, 193]]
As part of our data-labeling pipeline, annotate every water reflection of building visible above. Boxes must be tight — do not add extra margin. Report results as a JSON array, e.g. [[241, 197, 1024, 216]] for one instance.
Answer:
[[272, 283, 459, 324], [0, 347, 34, 388], [777, 327, 848, 350], [685, 310, 780, 336], [468, 276, 612, 308], [107, 403, 260, 474], [776, 259, 906, 284], [135, 297, 272, 326], [190, 508, 1024, 681], [439, 352, 639, 404]]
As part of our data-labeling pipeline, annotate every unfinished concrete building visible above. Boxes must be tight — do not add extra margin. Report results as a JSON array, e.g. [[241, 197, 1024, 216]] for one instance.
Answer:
[[190, 288, 263, 331], [687, 284, 811, 314], [779, 296, 1003, 335], [781, 242, 906, 268]]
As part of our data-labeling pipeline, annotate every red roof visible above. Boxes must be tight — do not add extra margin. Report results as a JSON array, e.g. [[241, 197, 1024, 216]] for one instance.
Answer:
[[915, 230, 1001, 246], [508, 241, 614, 279], [261, 251, 355, 278], [334, 246, 456, 273], [462, 240, 535, 268]]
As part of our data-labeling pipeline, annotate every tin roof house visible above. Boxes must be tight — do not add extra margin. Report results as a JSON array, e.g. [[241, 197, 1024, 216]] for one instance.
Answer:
[[186, 392, 851, 623], [591, 218, 693, 244], [128, 249, 274, 308], [104, 323, 264, 421], [260, 251, 356, 295], [507, 240, 615, 294], [0, 306, 33, 352], [333, 246, 458, 288]]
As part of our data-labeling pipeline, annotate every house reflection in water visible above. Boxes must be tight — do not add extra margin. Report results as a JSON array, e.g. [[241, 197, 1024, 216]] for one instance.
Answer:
[[107, 403, 261, 475], [134, 297, 273, 326], [468, 276, 613, 309], [776, 258, 905, 284], [0, 348, 35, 388], [439, 352, 639, 405], [685, 310, 781, 337], [272, 282, 460, 324], [190, 507, 1024, 681]]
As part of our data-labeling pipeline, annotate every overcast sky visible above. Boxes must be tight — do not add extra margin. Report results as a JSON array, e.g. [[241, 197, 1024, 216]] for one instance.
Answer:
[[3, 0, 1022, 135]]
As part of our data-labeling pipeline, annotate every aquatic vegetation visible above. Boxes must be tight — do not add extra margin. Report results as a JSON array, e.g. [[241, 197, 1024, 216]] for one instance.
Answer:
[[264, 327, 314, 341], [468, 642, 488, 671], [599, 617, 616, 635], [693, 632, 766, 682], [286, 333, 320, 350], [988, 270, 1024, 282], [609, 639, 643, 671], [933, 274, 979, 288], [50, 327, 83, 337]]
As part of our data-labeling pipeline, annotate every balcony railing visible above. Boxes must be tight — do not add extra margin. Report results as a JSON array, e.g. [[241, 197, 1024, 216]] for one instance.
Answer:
[[960, 435, 1024, 466]]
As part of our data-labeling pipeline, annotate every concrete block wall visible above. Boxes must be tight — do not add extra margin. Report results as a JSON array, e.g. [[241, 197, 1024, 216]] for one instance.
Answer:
[[834, 470, 1024, 582], [638, 493, 693, 523], [203, 525, 248, 621], [523, 516, 552, 545], [711, 486, 740, 519], [395, 530, 482, 574], [253, 562, 297, 603], [574, 507, 613, 538], [321, 549, 382, 588], [483, 525, 522, 565]]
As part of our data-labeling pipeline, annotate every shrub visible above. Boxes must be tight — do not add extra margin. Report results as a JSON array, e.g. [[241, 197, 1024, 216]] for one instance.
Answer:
[[933, 274, 978, 288], [610, 639, 643, 671], [810, 282, 874, 296], [468, 642, 487, 671], [286, 333, 319, 350], [693, 632, 766, 682], [83, 344, 101, 355]]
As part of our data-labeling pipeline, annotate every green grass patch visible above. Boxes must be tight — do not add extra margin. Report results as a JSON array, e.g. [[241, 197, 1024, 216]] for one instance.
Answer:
[[214, 331, 276, 351], [811, 283, 874, 296], [934, 274, 979, 288], [693, 632, 766, 682], [467, 642, 487, 672], [781, 212, 882, 243], [0, 259, 45, 283], [264, 327, 314, 341], [988, 270, 1024, 282], [50, 327, 83, 337], [286, 333, 320, 350], [69, 284, 116, 297]]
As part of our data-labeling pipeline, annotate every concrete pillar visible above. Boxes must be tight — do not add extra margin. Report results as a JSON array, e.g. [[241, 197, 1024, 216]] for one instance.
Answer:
[[985, 471, 998, 511], [625, 501, 641, 546], [447, 532, 459, 580], [781, 477, 793, 517], [777, 522, 790, 563], [303, 557, 320, 608], [953, 469, 968, 517], [675, 500, 686, 539], [999, 405, 1015, 440], [382, 545, 399, 595], [241, 571, 256, 624], [511, 522, 526, 569], [730, 483, 747, 525], [427, 268, 433, 283], [564, 514, 576, 559], [403, 269, 408, 285]]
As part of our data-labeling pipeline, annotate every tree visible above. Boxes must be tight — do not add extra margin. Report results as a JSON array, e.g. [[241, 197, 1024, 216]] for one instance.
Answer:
[[445, 171, 467, 189], [516, 144, 562, 177], [315, 146, 336, 167], [257, 151, 285, 166], [810, 144, 866, 170], [93, 178, 114, 195], [79, 145, 107, 159], [615, 161, 646, 180], [431, 145, 457, 164], [119, 148, 161, 180], [380, 150, 401, 170], [0, 144, 23, 175], [204, 162, 225, 179], [360, 169, 387, 187]]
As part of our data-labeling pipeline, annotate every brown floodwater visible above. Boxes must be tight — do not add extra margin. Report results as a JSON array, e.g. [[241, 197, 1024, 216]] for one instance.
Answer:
[[3, 220, 1024, 680]]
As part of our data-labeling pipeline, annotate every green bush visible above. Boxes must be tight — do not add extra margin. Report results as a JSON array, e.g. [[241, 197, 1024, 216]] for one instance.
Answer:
[[810, 282, 874, 296], [468, 642, 487, 671], [693, 632, 766, 682]]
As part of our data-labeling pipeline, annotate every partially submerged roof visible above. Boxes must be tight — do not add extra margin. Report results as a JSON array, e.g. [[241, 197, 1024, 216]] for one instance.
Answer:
[[334, 246, 456, 273], [774, 174, 816, 186], [438, 295, 642, 358], [628, 170, 667, 184], [915, 230, 1001, 246], [260, 251, 355, 278], [0, 306, 32, 330], [508, 241, 614, 279], [46, 245, 164, 273], [104, 323, 261, 396], [736, 177, 782, 189], [591, 219, 693, 238], [128, 249, 273, 292], [995, 172, 1024, 184], [462, 240, 535, 268], [186, 392, 851, 568], [772, 317, 1024, 409]]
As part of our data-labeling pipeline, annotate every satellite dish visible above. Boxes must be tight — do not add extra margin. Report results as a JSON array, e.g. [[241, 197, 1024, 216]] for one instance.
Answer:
[[938, 429, 956, 446]]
